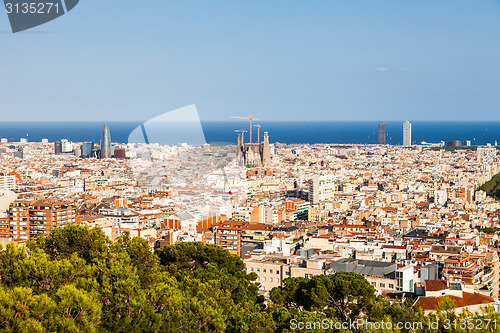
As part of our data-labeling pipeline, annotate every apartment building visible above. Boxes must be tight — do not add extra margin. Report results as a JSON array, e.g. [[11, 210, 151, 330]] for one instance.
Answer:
[[309, 174, 337, 204], [0, 214, 9, 239], [29, 199, 77, 238], [214, 220, 243, 255], [0, 175, 16, 191], [8, 198, 34, 241], [285, 198, 309, 221], [8, 198, 77, 241]]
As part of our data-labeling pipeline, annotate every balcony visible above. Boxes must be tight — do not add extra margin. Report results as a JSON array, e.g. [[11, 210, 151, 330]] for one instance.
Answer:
[[482, 271, 494, 283]]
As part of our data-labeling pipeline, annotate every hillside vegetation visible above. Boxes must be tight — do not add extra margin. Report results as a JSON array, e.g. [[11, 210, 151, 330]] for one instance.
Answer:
[[479, 172, 500, 200], [0, 225, 498, 332]]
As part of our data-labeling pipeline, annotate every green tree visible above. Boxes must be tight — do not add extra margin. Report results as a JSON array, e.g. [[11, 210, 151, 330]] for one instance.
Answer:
[[308, 272, 375, 320], [27, 224, 110, 263], [156, 242, 259, 305], [53, 285, 102, 333], [114, 231, 160, 288], [269, 277, 311, 309]]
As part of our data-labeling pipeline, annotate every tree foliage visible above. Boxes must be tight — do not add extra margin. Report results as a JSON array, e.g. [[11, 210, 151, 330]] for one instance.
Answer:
[[0, 225, 269, 332], [1, 224, 500, 332], [479, 172, 500, 200], [270, 272, 375, 321]]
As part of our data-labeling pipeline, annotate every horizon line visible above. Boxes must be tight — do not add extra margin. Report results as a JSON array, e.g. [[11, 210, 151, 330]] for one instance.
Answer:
[[2, 119, 500, 123]]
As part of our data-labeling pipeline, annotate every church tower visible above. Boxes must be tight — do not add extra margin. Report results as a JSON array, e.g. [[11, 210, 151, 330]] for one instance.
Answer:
[[262, 132, 270, 167]]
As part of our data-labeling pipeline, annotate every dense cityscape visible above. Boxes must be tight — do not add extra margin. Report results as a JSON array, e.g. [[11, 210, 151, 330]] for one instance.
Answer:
[[2, 119, 500, 331]]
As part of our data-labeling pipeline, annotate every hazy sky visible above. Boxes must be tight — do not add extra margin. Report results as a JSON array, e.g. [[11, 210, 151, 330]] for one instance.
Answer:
[[1, 1, 500, 122]]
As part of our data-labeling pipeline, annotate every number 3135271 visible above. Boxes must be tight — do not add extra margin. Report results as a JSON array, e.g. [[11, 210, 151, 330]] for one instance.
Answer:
[[5, 2, 60, 14]]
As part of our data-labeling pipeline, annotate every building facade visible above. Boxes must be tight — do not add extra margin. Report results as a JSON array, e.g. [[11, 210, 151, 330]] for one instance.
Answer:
[[403, 121, 411, 146], [378, 121, 386, 145], [237, 132, 271, 167], [8, 199, 77, 241], [100, 124, 112, 159], [0, 175, 16, 191], [309, 174, 337, 205]]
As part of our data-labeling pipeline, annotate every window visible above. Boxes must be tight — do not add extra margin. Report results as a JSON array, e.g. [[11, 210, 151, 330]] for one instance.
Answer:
[[250, 268, 254, 272], [263, 269, 266, 273], [380, 283, 385, 288], [277, 270, 279, 275], [371, 282, 376, 286], [269, 278, 273, 282], [389, 284, 394, 289], [257, 268, 260, 272], [263, 277, 266, 282], [270, 269, 273, 274]]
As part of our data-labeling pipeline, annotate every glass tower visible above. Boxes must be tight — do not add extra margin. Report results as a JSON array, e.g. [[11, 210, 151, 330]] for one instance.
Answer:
[[100, 124, 112, 159]]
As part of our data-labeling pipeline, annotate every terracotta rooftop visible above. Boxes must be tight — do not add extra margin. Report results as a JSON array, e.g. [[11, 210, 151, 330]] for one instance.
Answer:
[[425, 280, 448, 292], [416, 292, 494, 310]]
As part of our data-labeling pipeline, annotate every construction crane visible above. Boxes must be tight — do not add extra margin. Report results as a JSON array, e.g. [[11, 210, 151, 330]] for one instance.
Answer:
[[234, 129, 247, 144], [254, 124, 261, 143], [230, 115, 259, 143]]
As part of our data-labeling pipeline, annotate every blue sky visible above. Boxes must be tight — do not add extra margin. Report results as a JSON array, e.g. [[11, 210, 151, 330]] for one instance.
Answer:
[[1, 0, 500, 122]]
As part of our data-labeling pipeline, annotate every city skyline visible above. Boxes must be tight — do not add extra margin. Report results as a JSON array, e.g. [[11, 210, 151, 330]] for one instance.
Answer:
[[3, 120, 500, 146], [3, 1, 500, 329]]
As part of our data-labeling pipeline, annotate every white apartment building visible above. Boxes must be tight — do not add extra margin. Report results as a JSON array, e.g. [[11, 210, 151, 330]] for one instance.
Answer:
[[477, 147, 497, 163], [309, 174, 337, 204], [434, 189, 448, 206], [0, 175, 16, 191]]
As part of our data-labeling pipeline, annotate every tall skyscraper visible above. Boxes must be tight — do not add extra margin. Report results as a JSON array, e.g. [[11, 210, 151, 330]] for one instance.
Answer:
[[378, 122, 386, 145], [100, 124, 112, 159], [403, 121, 412, 146]]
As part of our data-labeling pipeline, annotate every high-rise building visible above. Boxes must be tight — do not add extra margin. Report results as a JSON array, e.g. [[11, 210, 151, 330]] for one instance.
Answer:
[[54, 142, 62, 155], [403, 121, 412, 146], [61, 139, 73, 153], [81, 142, 94, 158], [309, 174, 337, 204], [378, 122, 386, 145], [100, 124, 112, 159]]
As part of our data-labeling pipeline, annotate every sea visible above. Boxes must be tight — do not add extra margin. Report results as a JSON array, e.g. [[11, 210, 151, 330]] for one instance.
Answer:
[[0, 121, 499, 146]]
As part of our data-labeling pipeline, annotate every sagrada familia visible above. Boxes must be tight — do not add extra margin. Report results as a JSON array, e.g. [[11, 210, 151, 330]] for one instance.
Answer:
[[236, 131, 271, 167]]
